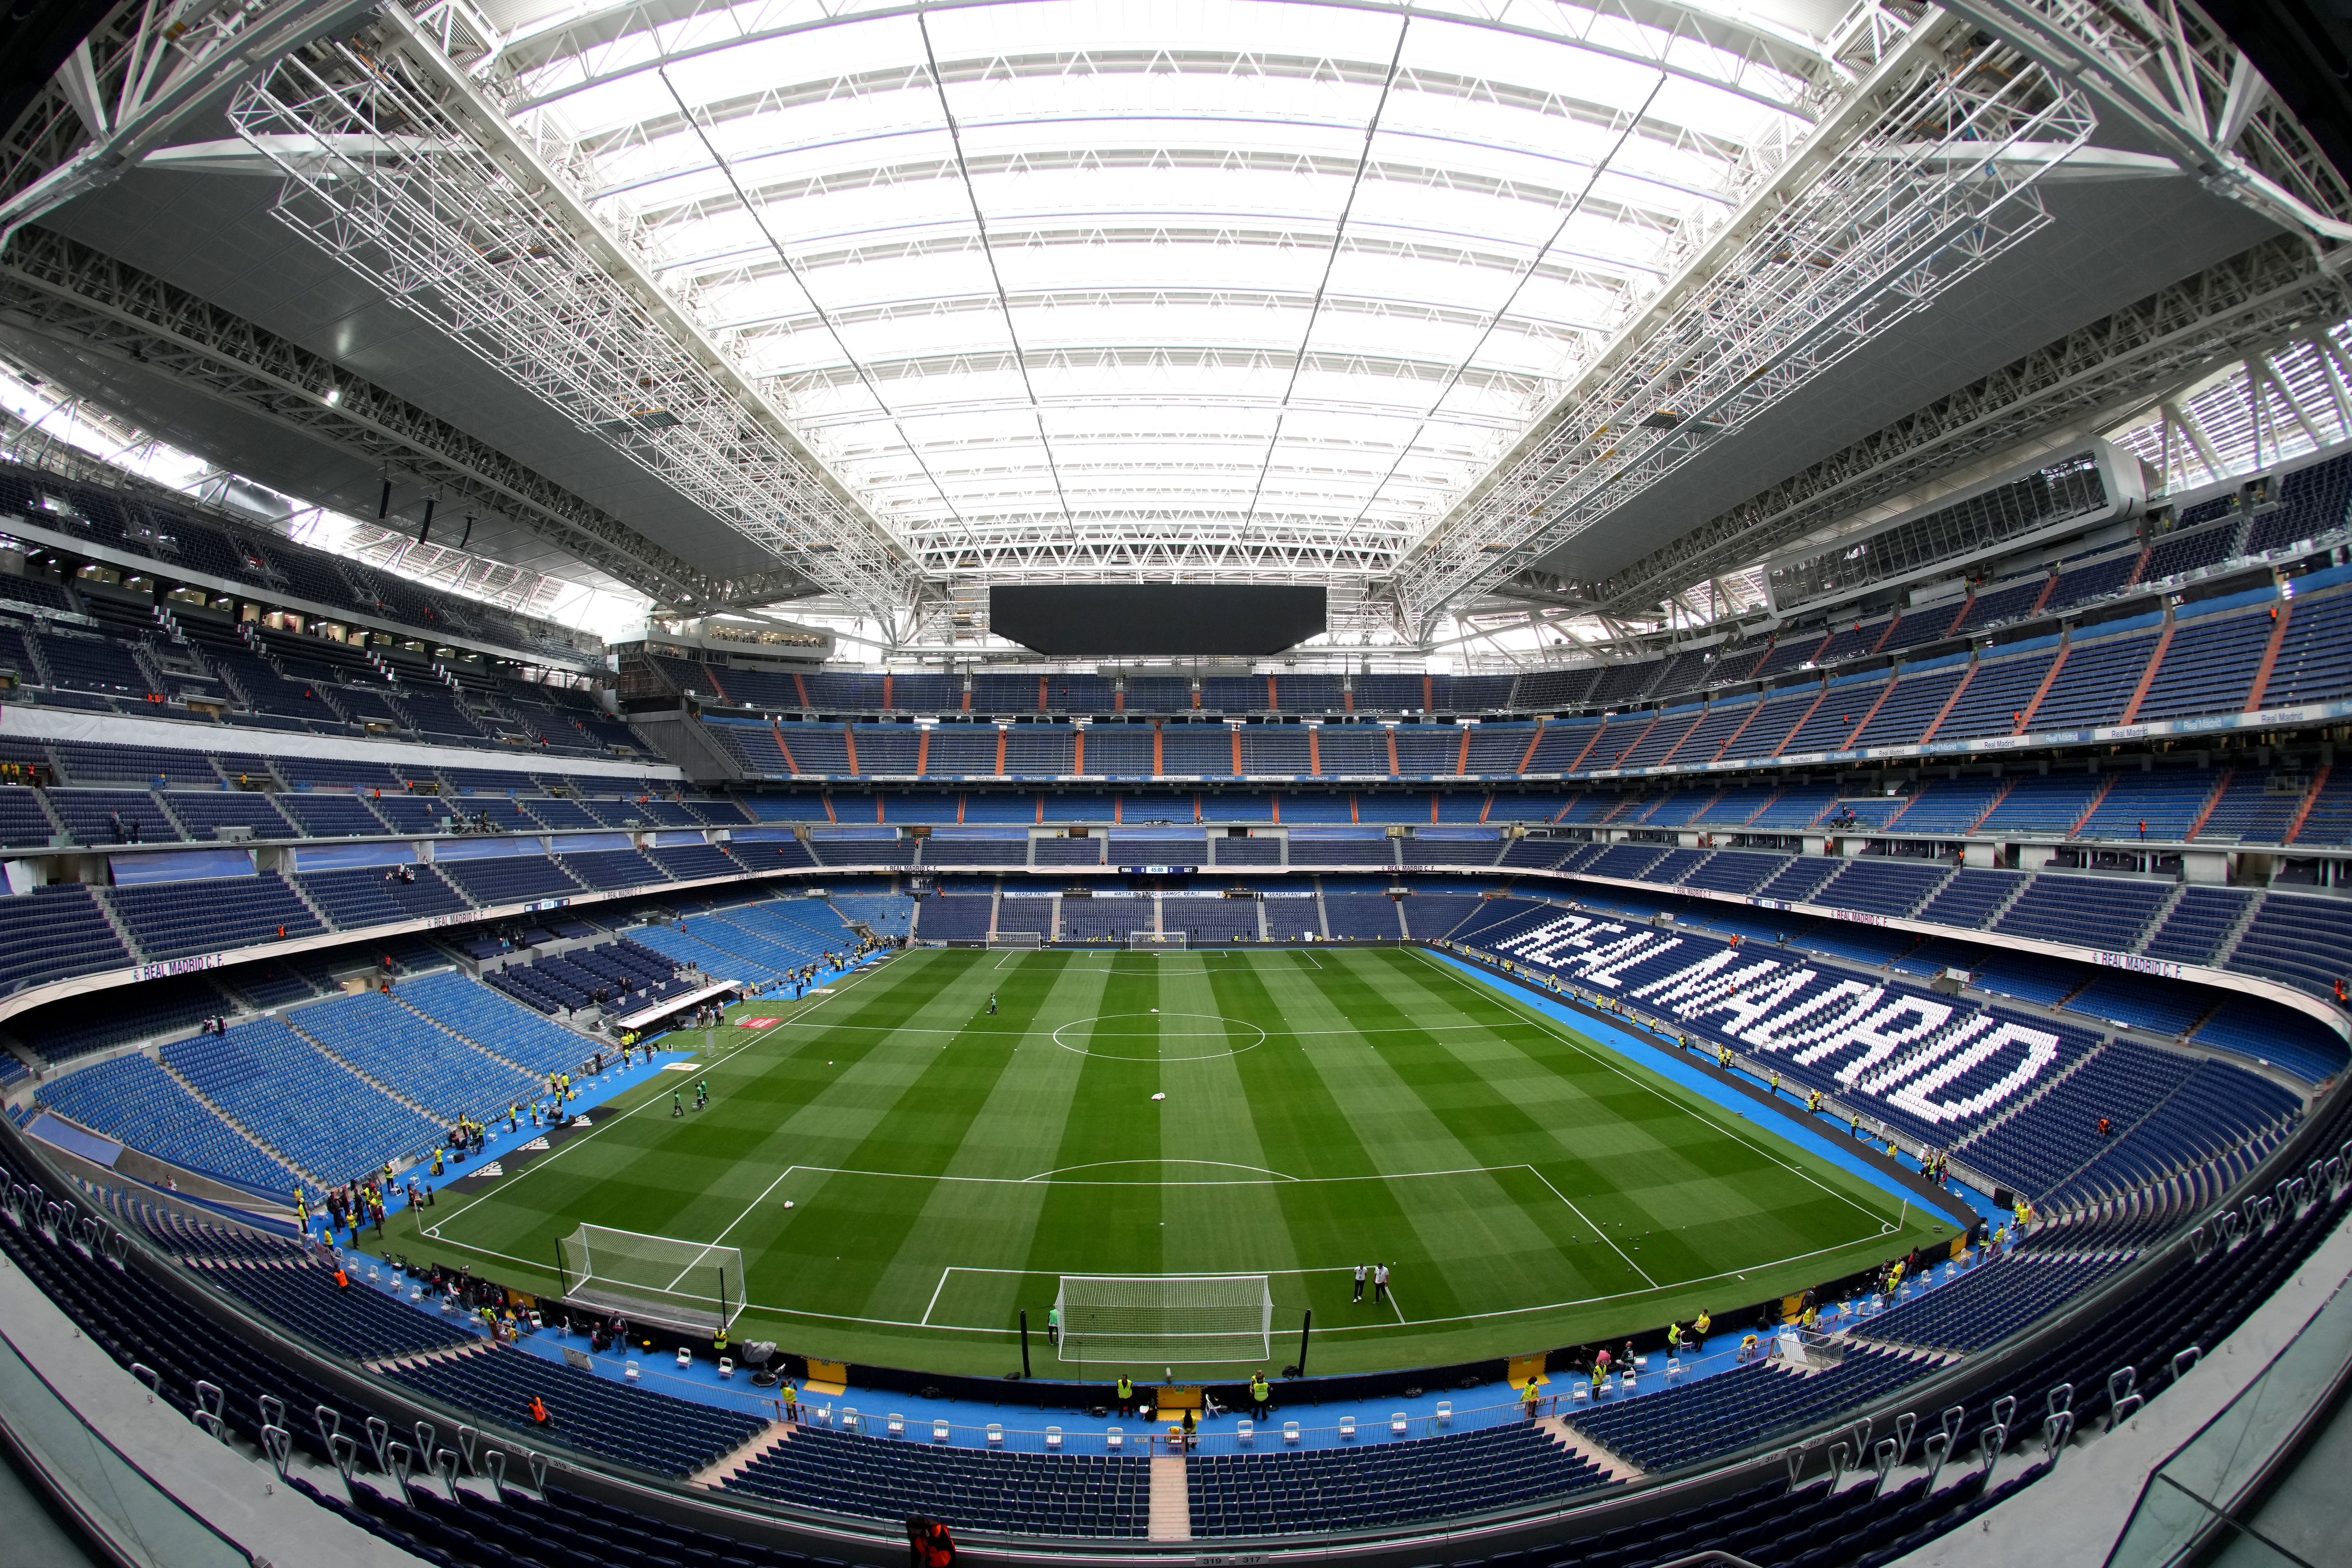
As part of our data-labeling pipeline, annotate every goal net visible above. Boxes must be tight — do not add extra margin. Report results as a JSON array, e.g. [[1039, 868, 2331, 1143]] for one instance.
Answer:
[[556, 1224, 746, 1336], [1052, 1274, 1272, 1364], [986, 931, 1043, 950], [1127, 931, 1188, 950]]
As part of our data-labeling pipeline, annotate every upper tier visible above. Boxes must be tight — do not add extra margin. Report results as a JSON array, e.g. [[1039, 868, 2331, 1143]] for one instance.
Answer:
[[1, 459, 598, 667], [690, 559, 2352, 791]]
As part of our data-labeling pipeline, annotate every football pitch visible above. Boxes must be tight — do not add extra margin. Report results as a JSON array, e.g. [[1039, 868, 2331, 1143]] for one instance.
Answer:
[[385, 947, 1953, 1376]]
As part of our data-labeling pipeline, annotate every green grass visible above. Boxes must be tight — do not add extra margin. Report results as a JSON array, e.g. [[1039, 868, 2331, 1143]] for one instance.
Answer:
[[381, 947, 1951, 1376]]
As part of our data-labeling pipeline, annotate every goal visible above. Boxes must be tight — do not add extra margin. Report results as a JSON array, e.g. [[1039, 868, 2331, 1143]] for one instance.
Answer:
[[986, 931, 1043, 950], [556, 1224, 746, 1336], [1052, 1273, 1273, 1365], [1127, 931, 1187, 950]]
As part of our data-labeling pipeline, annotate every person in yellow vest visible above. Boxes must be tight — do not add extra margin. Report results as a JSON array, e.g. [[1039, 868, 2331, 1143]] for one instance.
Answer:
[[1694, 1308, 1712, 1345], [781, 1382, 799, 1422], [1520, 1373, 1543, 1419], [1116, 1375, 1134, 1417], [1248, 1371, 1271, 1421]]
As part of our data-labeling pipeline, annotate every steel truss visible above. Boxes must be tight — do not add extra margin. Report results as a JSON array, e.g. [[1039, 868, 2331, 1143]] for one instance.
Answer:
[[225, 6, 926, 621], [1946, 0, 2352, 249], [1589, 234, 2345, 618], [0, 0, 370, 247], [0, 227, 719, 604], [1380, 24, 2095, 635]]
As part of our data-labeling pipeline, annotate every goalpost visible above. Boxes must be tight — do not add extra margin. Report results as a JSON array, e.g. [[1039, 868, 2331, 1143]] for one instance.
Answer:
[[986, 931, 1043, 950], [557, 1224, 747, 1336], [1052, 1274, 1273, 1365], [1127, 931, 1188, 950]]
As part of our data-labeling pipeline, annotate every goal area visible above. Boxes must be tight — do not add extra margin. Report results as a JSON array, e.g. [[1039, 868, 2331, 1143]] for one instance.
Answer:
[[1052, 1273, 1272, 1364], [1127, 931, 1187, 950], [986, 931, 1043, 950], [556, 1224, 746, 1336]]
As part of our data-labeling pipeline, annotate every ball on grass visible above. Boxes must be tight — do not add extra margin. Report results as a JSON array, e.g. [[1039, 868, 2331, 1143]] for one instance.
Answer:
[[1152, 1092, 1166, 1101], [784, 1200, 795, 1209]]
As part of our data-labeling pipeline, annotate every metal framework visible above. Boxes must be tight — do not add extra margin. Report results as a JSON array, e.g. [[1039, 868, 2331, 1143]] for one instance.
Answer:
[[0, 0, 370, 247], [1589, 233, 2344, 618], [0, 226, 718, 604], [1946, 0, 2352, 249], [226, 8, 927, 620], [412, 0, 1871, 606], [2113, 324, 2352, 493], [1380, 24, 2094, 633]]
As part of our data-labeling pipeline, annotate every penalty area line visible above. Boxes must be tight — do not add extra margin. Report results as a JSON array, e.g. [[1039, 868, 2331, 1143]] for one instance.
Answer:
[[417, 963, 886, 1246]]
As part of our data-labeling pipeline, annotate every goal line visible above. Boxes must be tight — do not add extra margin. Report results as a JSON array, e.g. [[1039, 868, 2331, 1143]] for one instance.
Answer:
[[1052, 1272, 1271, 1364], [557, 1223, 746, 1336]]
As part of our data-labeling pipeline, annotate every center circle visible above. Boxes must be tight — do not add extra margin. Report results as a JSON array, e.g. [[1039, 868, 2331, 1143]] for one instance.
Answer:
[[1050, 1012, 1268, 1062]]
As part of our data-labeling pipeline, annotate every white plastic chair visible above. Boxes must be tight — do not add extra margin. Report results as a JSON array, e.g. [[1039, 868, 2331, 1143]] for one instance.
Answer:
[[718, 1357, 734, 1379], [1046, 1427, 1063, 1451], [1569, 1381, 1589, 1404], [932, 1419, 950, 1442], [986, 1424, 1003, 1447], [1665, 1359, 1685, 1383], [1105, 1427, 1124, 1451], [1390, 1411, 1408, 1436], [1622, 1370, 1637, 1394], [1237, 1420, 1254, 1446], [675, 1347, 692, 1369], [842, 1407, 859, 1434], [623, 1360, 641, 1382], [1434, 1402, 1453, 1426], [1338, 1416, 1357, 1440], [1282, 1422, 1301, 1444], [887, 1413, 905, 1438]]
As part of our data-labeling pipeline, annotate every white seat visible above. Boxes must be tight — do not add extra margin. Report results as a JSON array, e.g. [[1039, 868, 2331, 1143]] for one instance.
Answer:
[[1570, 1381, 1589, 1404], [718, 1358, 734, 1379], [986, 1424, 1003, 1447], [1434, 1402, 1453, 1425], [887, 1413, 905, 1438], [1665, 1359, 1685, 1382], [1338, 1416, 1357, 1440], [1105, 1427, 1124, 1451], [1237, 1420, 1254, 1445], [623, 1360, 641, 1382], [932, 1419, 950, 1441], [841, 1406, 858, 1434], [1390, 1411, 1408, 1436], [675, 1347, 692, 1369], [1622, 1371, 1637, 1394], [1046, 1427, 1063, 1451], [1282, 1422, 1301, 1444]]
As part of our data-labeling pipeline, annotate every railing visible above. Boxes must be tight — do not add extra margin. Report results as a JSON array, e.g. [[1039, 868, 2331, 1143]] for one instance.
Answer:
[[2106, 1268, 2352, 1568]]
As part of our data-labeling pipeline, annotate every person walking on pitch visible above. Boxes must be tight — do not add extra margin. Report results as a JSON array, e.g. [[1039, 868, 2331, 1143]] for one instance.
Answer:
[[1352, 1263, 1366, 1303], [1374, 1263, 1391, 1303]]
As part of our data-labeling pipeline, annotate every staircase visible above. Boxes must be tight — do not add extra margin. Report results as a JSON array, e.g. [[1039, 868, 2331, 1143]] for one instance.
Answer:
[[88, 888, 147, 963], [282, 873, 338, 934], [2132, 884, 2188, 954], [147, 791, 192, 839], [1963, 776, 2017, 833], [1901, 865, 1956, 916], [156, 1053, 310, 1183], [284, 1016, 447, 1122], [2213, 892, 2267, 967], [1981, 873, 2036, 928], [1950, 1040, 2104, 1154], [1147, 1456, 1191, 1543]]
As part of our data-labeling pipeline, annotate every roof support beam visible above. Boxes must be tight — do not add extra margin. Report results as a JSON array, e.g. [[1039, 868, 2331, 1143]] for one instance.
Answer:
[[0, 226, 720, 604], [1590, 234, 2338, 616]]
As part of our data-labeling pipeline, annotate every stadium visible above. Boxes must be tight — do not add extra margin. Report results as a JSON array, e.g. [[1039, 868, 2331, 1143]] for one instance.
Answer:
[[4, 0, 2352, 1564]]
